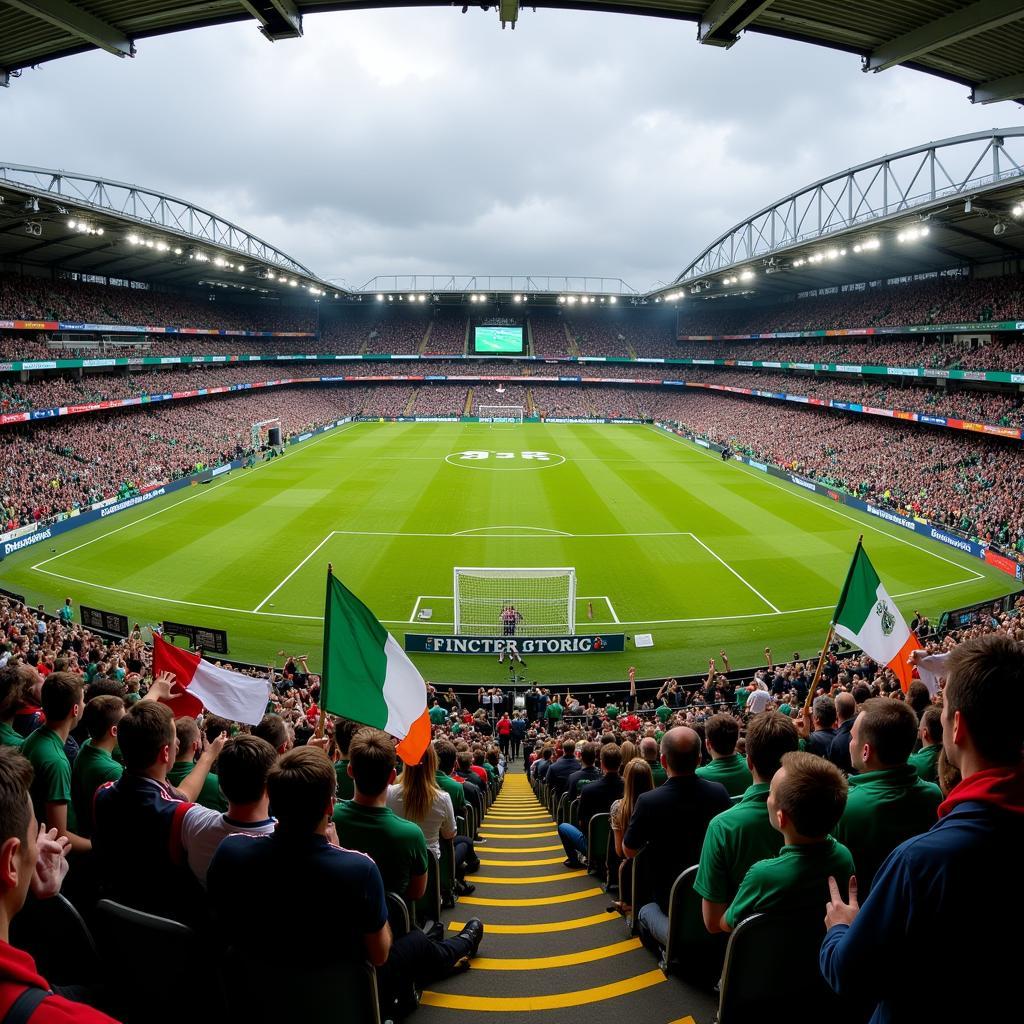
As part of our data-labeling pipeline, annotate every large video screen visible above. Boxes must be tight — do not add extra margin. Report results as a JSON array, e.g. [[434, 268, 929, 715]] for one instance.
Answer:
[[474, 325, 524, 354]]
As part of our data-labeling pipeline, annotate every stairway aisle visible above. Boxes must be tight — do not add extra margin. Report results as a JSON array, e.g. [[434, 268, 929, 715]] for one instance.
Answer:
[[416, 768, 718, 1024]]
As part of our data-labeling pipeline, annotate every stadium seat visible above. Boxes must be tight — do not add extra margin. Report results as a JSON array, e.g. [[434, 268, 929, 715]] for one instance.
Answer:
[[94, 899, 215, 1023], [221, 947, 382, 1024], [716, 911, 859, 1024], [414, 851, 443, 930], [556, 792, 569, 824], [568, 796, 581, 828], [439, 836, 458, 908], [661, 866, 727, 984], [586, 813, 611, 884], [10, 893, 100, 988], [386, 891, 412, 938], [627, 846, 652, 936]]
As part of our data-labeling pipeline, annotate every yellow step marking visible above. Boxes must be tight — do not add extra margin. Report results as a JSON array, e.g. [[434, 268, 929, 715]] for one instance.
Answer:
[[471, 938, 641, 971], [667, 1018, 697, 1024], [472, 844, 562, 853], [485, 814, 549, 821], [478, 855, 565, 866], [420, 968, 666, 1010], [478, 822, 559, 829], [449, 909, 618, 932], [472, 870, 587, 885], [457, 887, 603, 907], [479, 830, 557, 839]]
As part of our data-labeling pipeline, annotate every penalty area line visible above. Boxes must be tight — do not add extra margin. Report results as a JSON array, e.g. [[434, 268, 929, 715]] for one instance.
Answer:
[[688, 533, 781, 614], [252, 534, 335, 612]]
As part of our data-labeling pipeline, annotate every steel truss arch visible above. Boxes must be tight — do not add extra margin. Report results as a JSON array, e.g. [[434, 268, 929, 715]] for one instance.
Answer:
[[670, 128, 1024, 287], [0, 161, 313, 276]]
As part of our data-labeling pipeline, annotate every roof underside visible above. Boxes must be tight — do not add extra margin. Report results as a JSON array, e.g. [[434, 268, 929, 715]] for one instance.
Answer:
[[1, 1, 1023, 104]]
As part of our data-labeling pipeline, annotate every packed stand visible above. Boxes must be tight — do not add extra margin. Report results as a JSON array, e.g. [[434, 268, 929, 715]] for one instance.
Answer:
[[528, 312, 572, 357], [422, 310, 468, 355], [361, 312, 431, 355]]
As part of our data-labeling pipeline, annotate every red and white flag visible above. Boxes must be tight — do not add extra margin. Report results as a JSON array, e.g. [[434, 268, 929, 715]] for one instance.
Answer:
[[152, 631, 271, 726]]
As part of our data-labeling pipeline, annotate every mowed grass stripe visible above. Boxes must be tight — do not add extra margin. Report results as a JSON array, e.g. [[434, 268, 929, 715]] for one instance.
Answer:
[[4, 421, 1008, 679], [420, 968, 666, 1010]]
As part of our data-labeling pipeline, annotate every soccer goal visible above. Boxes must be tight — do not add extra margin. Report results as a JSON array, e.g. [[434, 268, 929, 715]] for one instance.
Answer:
[[454, 567, 576, 636], [478, 405, 524, 426]]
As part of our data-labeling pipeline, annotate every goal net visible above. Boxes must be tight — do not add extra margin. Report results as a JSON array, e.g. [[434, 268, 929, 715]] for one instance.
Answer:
[[251, 418, 281, 448], [453, 567, 576, 636], [478, 405, 524, 426]]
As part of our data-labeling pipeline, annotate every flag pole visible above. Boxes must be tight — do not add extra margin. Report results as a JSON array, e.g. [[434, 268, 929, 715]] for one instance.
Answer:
[[316, 562, 333, 739], [802, 534, 863, 716]]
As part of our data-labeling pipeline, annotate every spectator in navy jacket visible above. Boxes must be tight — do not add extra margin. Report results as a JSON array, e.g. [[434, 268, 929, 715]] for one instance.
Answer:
[[820, 635, 1024, 1022]]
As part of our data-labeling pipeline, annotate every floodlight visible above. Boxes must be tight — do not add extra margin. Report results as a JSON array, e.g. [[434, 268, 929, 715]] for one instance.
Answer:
[[96, 227, 104, 236], [1012, 204, 1022, 217], [174, 247, 182, 256], [376, 293, 384, 301], [609, 296, 616, 304], [237, 264, 245, 271], [67, 219, 76, 229]]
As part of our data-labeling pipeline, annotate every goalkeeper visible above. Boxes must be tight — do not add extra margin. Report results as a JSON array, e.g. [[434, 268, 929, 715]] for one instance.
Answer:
[[500, 604, 523, 637]]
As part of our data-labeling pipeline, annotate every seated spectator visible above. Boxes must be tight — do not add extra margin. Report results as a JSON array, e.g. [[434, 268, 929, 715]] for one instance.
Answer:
[[799, 695, 838, 757], [822, 634, 1024, 1021], [0, 748, 118, 1023], [0, 668, 25, 750], [21, 673, 90, 853], [169, 717, 227, 812], [180, 734, 278, 886], [332, 729, 430, 905], [531, 745, 554, 782], [92, 697, 225, 920], [696, 714, 754, 796], [557, 744, 624, 867], [209, 746, 483, 1013], [433, 740, 466, 819], [640, 736, 667, 786], [70, 696, 124, 839], [546, 739, 579, 798], [723, 751, 853, 929], [697, 711, 800, 932], [623, 727, 732, 947], [566, 741, 601, 798], [908, 706, 942, 783], [252, 712, 292, 755], [833, 698, 941, 895], [827, 692, 857, 775], [332, 717, 361, 801], [610, 758, 654, 910], [386, 742, 478, 895]]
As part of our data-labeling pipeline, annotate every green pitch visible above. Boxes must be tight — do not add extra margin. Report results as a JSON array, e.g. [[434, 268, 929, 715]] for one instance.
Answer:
[[0, 421, 1013, 684]]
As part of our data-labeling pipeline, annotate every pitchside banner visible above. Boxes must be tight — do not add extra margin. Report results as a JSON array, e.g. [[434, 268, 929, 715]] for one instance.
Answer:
[[405, 633, 626, 655]]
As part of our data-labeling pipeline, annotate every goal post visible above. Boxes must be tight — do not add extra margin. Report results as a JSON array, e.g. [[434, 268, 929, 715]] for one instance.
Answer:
[[453, 567, 577, 636], [478, 405, 524, 426]]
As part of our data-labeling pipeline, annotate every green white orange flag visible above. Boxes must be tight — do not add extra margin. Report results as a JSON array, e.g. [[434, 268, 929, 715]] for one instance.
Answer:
[[321, 569, 430, 765], [833, 541, 920, 692]]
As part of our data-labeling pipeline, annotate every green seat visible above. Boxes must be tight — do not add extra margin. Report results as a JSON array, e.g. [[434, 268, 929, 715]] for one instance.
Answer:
[[662, 865, 727, 985], [568, 797, 581, 829], [413, 852, 442, 929], [586, 813, 611, 884], [465, 803, 478, 841], [556, 792, 569, 824], [627, 845, 651, 934], [439, 837, 458, 908], [717, 911, 858, 1024]]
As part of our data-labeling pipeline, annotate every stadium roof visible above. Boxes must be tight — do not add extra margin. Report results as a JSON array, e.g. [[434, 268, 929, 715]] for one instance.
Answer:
[[1, 2, 1023, 105], [651, 126, 1024, 304], [0, 162, 341, 298]]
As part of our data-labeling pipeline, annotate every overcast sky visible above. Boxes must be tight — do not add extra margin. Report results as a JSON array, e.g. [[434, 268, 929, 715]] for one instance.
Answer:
[[0, 9, 1013, 290]]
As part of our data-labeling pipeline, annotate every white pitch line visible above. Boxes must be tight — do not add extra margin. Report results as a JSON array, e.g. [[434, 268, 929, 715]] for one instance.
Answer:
[[689, 533, 782, 614], [409, 596, 424, 623], [329, 529, 693, 539], [30, 423, 356, 572], [30, 567, 980, 628], [252, 533, 335, 612], [604, 596, 621, 624], [646, 425, 985, 583], [452, 526, 572, 536]]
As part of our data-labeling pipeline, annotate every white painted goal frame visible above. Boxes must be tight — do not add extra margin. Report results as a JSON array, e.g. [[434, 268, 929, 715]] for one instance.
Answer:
[[478, 405, 524, 425], [453, 566, 577, 636]]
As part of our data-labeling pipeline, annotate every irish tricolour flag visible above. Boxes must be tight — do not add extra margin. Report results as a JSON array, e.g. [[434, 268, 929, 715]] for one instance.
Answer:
[[833, 541, 921, 692], [321, 570, 430, 765]]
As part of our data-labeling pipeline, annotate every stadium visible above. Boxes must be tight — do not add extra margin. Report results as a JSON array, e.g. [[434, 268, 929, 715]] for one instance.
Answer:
[[0, 4, 1022, 1024]]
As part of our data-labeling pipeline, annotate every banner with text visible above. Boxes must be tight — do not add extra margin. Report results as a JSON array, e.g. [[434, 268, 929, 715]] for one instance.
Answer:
[[405, 633, 626, 655]]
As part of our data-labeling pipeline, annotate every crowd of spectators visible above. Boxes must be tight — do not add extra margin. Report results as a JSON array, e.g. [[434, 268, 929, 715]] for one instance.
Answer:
[[0, 273, 315, 332], [423, 310, 468, 355], [361, 312, 431, 355], [681, 367, 1024, 426], [676, 273, 1024, 335], [653, 390, 1024, 552], [529, 312, 573, 357]]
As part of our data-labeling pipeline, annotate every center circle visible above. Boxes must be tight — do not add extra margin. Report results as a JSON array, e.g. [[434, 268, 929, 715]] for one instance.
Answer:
[[444, 450, 567, 471]]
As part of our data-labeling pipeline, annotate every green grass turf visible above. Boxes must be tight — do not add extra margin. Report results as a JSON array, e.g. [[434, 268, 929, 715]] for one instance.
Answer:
[[0, 421, 1014, 684]]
